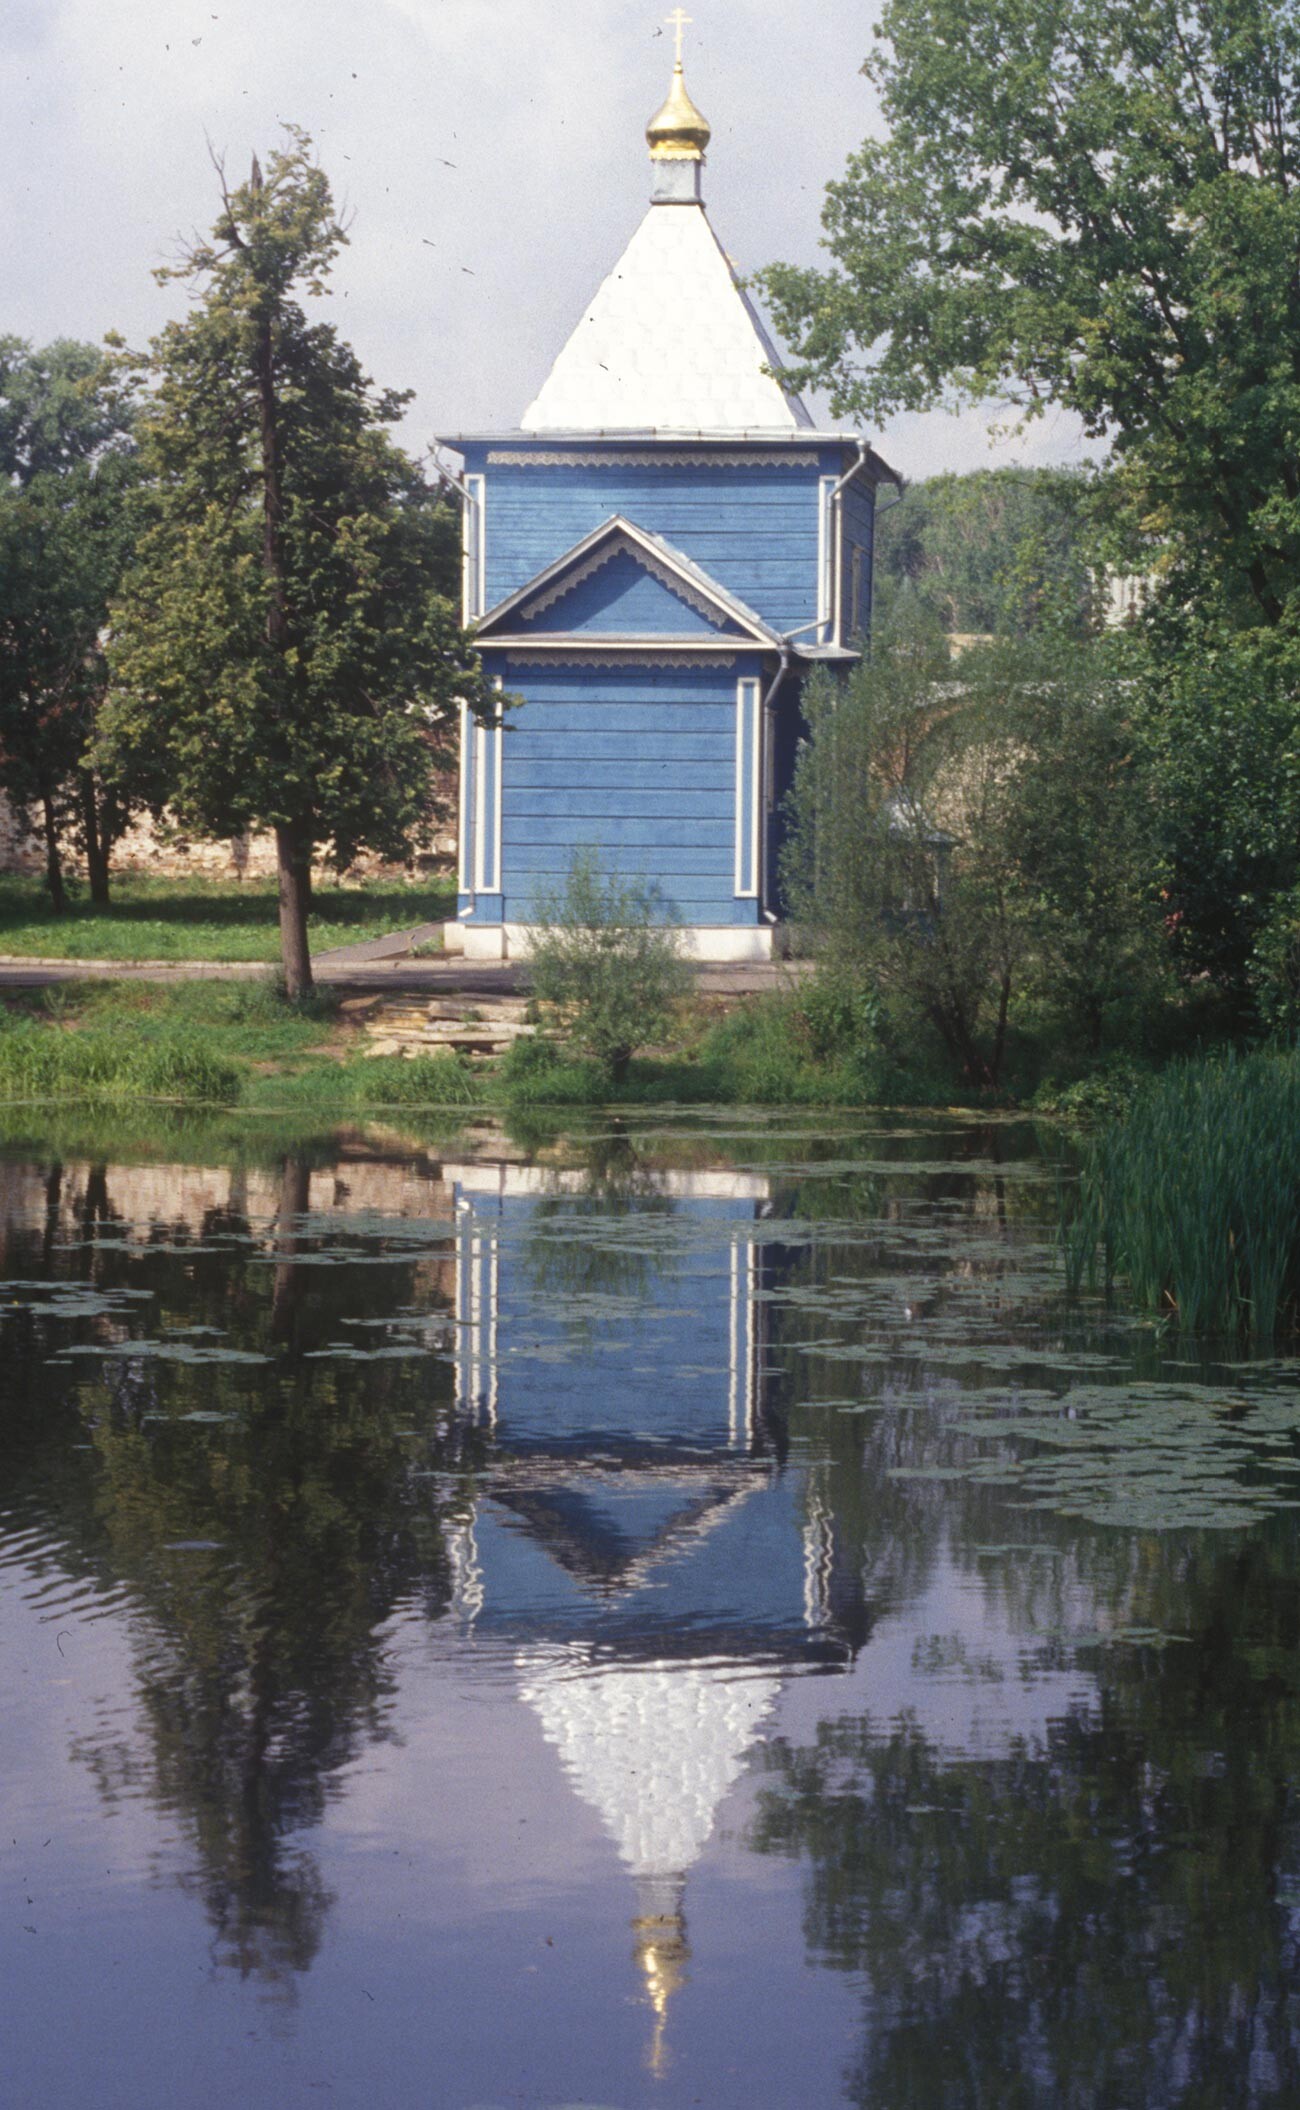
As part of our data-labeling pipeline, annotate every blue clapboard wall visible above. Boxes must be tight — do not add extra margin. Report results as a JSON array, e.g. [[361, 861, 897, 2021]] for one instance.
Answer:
[[451, 1182, 806, 1653], [461, 448, 846, 634], [457, 1188, 755, 1456], [513, 551, 749, 639], [453, 439, 879, 936], [494, 658, 770, 927]]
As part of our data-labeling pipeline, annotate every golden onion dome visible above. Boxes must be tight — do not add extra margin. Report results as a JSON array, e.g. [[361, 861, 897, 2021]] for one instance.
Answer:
[[646, 62, 711, 161]]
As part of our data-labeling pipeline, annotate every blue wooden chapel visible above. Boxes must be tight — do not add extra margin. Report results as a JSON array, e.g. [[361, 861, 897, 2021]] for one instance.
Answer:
[[443, 23, 899, 961]]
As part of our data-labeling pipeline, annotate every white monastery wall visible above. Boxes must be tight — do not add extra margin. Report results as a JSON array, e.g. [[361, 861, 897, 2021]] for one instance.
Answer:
[[0, 788, 457, 884]]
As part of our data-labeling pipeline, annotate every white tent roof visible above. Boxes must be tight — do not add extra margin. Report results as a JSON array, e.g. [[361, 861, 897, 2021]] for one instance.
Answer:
[[520, 203, 813, 436], [519, 1648, 780, 1878]]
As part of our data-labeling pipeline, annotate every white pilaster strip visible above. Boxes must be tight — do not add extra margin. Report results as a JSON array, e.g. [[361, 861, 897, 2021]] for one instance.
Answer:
[[728, 1240, 741, 1447], [457, 701, 472, 897], [462, 473, 486, 622], [734, 678, 761, 898]]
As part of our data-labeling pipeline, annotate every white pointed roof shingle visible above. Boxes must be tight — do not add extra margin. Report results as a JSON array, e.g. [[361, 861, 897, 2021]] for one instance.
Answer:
[[521, 203, 813, 436], [519, 1648, 780, 1877]]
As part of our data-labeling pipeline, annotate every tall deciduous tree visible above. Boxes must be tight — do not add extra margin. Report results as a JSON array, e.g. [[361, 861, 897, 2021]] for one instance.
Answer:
[[0, 339, 141, 909], [760, 0, 1300, 631], [785, 611, 1164, 1085], [876, 468, 1099, 639], [102, 130, 489, 997]]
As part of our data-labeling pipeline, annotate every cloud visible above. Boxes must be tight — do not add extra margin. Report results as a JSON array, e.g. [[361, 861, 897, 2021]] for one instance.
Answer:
[[1, 0, 1088, 475]]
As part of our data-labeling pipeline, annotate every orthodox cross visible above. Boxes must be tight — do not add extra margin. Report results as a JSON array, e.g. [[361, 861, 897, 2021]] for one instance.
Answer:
[[666, 8, 692, 64]]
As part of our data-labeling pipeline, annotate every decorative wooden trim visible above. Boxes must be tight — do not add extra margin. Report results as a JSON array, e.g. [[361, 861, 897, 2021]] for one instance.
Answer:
[[729, 1241, 757, 1448], [476, 514, 781, 647], [502, 649, 740, 669], [519, 531, 731, 627], [487, 449, 820, 469], [817, 475, 837, 643], [462, 473, 486, 622], [761, 699, 777, 907], [472, 689, 503, 895], [457, 1218, 499, 1431], [492, 683, 503, 896]]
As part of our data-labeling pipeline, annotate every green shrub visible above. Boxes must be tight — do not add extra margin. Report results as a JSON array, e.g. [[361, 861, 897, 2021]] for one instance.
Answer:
[[1064, 1048, 1300, 1338], [498, 1035, 607, 1105], [527, 849, 692, 1082], [354, 1052, 481, 1107], [1033, 1060, 1148, 1122], [702, 977, 888, 1104], [1250, 881, 1300, 1037], [796, 974, 885, 1062]]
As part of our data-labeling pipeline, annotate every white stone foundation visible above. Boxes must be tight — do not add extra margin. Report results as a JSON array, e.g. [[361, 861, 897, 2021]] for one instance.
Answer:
[[449, 922, 781, 964], [458, 922, 508, 961]]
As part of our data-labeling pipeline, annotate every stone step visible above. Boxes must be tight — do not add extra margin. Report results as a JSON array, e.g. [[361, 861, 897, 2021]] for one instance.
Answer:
[[421, 1018, 535, 1040], [349, 1001, 532, 1027], [367, 1022, 536, 1055], [345, 991, 538, 1065], [360, 1019, 533, 1043], [425, 1001, 533, 1023]]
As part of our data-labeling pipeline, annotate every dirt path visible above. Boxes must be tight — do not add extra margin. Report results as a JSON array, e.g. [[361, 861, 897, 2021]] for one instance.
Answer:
[[0, 947, 802, 1000]]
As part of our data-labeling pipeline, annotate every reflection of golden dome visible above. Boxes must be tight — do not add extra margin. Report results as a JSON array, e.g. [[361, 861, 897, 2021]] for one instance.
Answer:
[[633, 1885, 690, 2078], [646, 63, 711, 161]]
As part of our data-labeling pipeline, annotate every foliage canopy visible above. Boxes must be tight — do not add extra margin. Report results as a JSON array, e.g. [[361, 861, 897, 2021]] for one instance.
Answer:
[[761, 0, 1300, 630], [0, 338, 141, 906], [101, 130, 489, 994], [785, 610, 1165, 1085], [875, 467, 1099, 638]]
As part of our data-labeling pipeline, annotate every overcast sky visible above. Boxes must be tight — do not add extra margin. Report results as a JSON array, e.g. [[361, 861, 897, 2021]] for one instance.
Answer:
[[3, 0, 1091, 480]]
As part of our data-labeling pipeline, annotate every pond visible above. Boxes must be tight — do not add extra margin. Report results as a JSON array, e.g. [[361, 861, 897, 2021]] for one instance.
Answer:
[[3, 1113, 1300, 2108]]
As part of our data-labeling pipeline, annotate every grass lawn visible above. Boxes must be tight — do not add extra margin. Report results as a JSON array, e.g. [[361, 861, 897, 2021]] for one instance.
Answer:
[[0, 872, 456, 961], [0, 981, 483, 1142], [15, 977, 345, 1057]]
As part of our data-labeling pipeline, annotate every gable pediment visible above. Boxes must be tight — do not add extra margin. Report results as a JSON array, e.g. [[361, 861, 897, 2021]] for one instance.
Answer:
[[486, 1468, 765, 1597], [475, 516, 780, 649], [515, 544, 745, 638]]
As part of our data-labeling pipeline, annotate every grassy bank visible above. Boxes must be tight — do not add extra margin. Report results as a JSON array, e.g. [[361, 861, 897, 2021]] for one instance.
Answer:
[[0, 976, 902, 1118], [0, 980, 494, 1127], [1065, 1048, 1300, 1339], [0, 973, 1203, 1126], [0, 873, 454, 961]]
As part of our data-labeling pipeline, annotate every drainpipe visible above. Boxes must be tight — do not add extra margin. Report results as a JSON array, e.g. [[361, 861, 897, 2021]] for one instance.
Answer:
[[755, 597, 861, 922], [825, 436, 872, 644], [749, 640, 791, 925], [431, 448, 475, 509]]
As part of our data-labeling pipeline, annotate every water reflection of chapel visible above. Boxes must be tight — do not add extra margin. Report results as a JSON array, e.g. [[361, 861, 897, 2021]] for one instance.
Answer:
[[442, 1157, 869, 2068]]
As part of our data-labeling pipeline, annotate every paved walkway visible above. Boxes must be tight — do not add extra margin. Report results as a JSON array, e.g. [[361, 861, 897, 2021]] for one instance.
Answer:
[[0, 939, 802, 1000]]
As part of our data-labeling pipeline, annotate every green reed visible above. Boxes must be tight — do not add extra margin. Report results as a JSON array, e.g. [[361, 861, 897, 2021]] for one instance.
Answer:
[[1064, 1049, 1300, 1339], [0, 1021, 243, 1106]]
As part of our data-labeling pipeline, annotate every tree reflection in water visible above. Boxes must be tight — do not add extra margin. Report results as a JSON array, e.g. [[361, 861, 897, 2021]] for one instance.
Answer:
[[752, 1519, 1300, 2107], [0, 1150, 476, 1989]]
